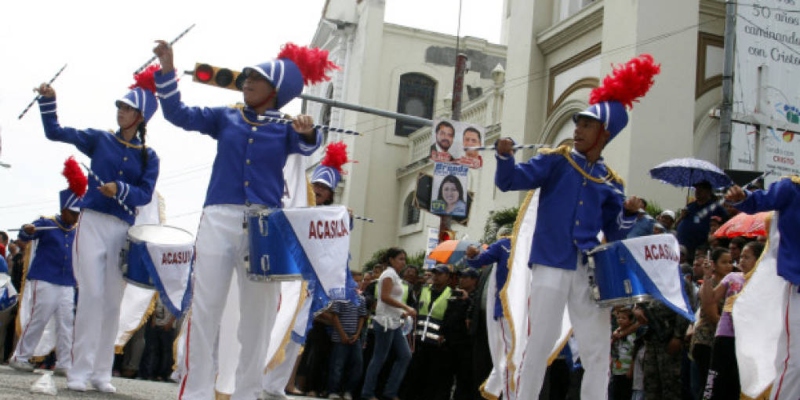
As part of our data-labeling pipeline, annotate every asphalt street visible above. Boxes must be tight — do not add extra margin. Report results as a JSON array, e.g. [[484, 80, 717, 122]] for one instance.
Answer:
[[0, 366, 319, 400]]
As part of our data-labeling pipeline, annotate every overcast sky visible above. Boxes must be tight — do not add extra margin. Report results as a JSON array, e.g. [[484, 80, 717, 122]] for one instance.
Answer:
[[0, 0, 502, 236]]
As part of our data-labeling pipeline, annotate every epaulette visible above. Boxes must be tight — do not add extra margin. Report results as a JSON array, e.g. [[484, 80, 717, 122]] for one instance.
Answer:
[[537, 145, 571, 156], [605, 165, 625, 186], [788, 175, 800, 185]]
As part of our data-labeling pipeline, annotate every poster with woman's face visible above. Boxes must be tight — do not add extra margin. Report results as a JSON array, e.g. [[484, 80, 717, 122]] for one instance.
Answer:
[[429, 119, 484, 169], [430, 163, 469, 218]]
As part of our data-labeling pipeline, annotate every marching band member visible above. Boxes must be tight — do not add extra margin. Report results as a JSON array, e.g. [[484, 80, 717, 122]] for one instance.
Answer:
[[494, 55, 659, 399], [153, 41, 336, 400], [36, 69, 160, 393], [261, 142, 351, 400], [9, 189, 82, 375], [725, 177, 800, 400]]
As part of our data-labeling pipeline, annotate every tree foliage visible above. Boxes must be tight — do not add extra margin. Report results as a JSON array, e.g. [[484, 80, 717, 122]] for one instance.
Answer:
[[481, 206, 519, 244]]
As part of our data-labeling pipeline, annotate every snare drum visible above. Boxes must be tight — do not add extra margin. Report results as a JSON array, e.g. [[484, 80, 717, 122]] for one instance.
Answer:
[[121, 224, 195, 289], [587, 241, 652, 307], [245, 209, 303, 281]]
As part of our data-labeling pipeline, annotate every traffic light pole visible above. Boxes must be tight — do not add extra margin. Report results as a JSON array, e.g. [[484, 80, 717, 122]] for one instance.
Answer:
[[438, 53, 469, 244]]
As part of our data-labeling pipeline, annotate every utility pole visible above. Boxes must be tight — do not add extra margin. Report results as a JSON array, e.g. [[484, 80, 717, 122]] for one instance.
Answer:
[[719, 0, 736, 169], [438, 53, 469, 244]]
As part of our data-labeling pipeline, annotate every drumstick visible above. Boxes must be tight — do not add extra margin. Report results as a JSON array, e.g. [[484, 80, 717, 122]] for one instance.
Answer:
[[8, 226, 60, 232], [693, 170, 774, 223], [135, 23, 196, 74], [352, 214, 374, 223], [81, 162, 135, 216], [261, 116, 361, 136], [465, 143, 548, 151], [18, 64, 68, 120]]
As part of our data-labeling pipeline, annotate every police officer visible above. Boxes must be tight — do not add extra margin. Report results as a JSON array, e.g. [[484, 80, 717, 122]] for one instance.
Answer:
[[10, 189, 82, 375], [404, 264, 456, 400]]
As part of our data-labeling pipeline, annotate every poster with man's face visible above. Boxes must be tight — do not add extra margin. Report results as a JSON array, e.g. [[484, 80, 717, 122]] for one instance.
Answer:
[[429, 119, 484, 169], [430, 163, 469, 218]]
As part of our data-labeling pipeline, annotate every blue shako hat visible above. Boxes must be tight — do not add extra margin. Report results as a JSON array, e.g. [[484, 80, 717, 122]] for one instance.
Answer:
[[242, 60, 303, 110], [572, 54, 661, 142], [242, 43, 339, 110], [311, 165, 340, 191], [59, 188, 83, 212], [572, 101, 629, 140], [116, 64, 160, 124], [311, 142, 349, 190]]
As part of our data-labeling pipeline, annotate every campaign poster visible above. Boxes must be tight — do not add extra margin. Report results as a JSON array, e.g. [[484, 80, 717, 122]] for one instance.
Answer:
[[430, 163, 469, 218], [429, 119, 485, 168]]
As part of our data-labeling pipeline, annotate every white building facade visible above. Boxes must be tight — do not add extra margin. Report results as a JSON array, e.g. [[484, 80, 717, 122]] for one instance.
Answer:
[[305, 0, 726, 268]]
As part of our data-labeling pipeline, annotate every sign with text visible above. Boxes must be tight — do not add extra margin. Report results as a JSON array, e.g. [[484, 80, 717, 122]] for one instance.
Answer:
[[430, 163, 469, 218], [731, 0, 800, 183]]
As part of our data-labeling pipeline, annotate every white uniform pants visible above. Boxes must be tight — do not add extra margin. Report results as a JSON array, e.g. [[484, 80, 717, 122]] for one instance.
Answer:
[[179, 205, 280, 400], [69, 209, 128, 386], [771, 284, 800, 400], [13, 280, 75, 369], [517, 261, 610, 400]]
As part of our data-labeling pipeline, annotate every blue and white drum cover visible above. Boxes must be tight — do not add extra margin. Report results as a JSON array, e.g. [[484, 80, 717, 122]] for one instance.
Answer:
[[246, 206, 357, 303], [122, 224, 194, 316], [588, 234, 694, 320]]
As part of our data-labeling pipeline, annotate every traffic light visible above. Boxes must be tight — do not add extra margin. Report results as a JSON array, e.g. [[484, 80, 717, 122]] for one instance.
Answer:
[[192, 63, 245, 91], [438, 230, 456, 242]]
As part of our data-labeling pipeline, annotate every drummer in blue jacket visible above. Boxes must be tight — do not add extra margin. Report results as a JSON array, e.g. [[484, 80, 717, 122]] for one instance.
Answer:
[[153, 40, 336, 400], [494, 55, 658, 400], [10, 189, 82, 375], [725, 176, 800, 400]]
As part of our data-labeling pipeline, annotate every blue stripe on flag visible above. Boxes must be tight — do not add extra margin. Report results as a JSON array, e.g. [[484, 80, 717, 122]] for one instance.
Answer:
[[616, 244, 696, 322], [132, 242, 191, 317]]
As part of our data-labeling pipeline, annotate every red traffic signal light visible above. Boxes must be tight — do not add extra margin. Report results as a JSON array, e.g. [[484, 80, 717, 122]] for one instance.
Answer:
[[192, 63, 245, 91]]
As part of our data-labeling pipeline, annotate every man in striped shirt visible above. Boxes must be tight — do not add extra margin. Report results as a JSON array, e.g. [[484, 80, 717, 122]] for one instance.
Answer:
[[327, 285, 367, 400]]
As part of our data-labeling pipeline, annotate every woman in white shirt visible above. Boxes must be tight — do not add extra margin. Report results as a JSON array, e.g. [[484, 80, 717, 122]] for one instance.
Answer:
[[361, 248, 417, 400]]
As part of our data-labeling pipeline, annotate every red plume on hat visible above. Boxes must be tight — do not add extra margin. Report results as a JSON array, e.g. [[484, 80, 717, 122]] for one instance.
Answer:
[[130, 64, 160, 93], [62, 156, 87, 197], [589, 54, 661, 109], [277, 43, 340, 86], [320, 141, 350, 174]]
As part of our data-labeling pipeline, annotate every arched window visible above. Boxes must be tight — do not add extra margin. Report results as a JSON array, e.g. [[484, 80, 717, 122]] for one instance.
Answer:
[[395, 73, 436, 137], [403, 192, 420, 226]]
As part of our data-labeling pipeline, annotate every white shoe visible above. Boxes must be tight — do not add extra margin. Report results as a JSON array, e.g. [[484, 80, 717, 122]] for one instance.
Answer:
[[66, 381, 87, 392], [9, 359, 35, 372], [91, 381, 117, 393], [328, 394, 341, 400], [260, 392, 290, 400], [342, 393, 353, 400]]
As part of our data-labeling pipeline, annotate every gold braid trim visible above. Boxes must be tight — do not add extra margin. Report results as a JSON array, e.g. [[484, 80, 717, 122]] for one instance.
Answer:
[[479, 379, 499, 400], [15, 243, 34, 338], [111, 131, 145, 150], [306, 176, 316, 207], [114, 291, 158, 354], [45, 216, 77, 232], [540, 145, 624, 185], [265, 280, 310, 373], [233, 104, 289, 127], [173, 308, 189, 374], [499, 190, 535, 394], [787, 175, 800, 184]]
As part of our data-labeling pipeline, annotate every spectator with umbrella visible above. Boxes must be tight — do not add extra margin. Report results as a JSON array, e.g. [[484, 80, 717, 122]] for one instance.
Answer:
[[649, 157, 733, 258]]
